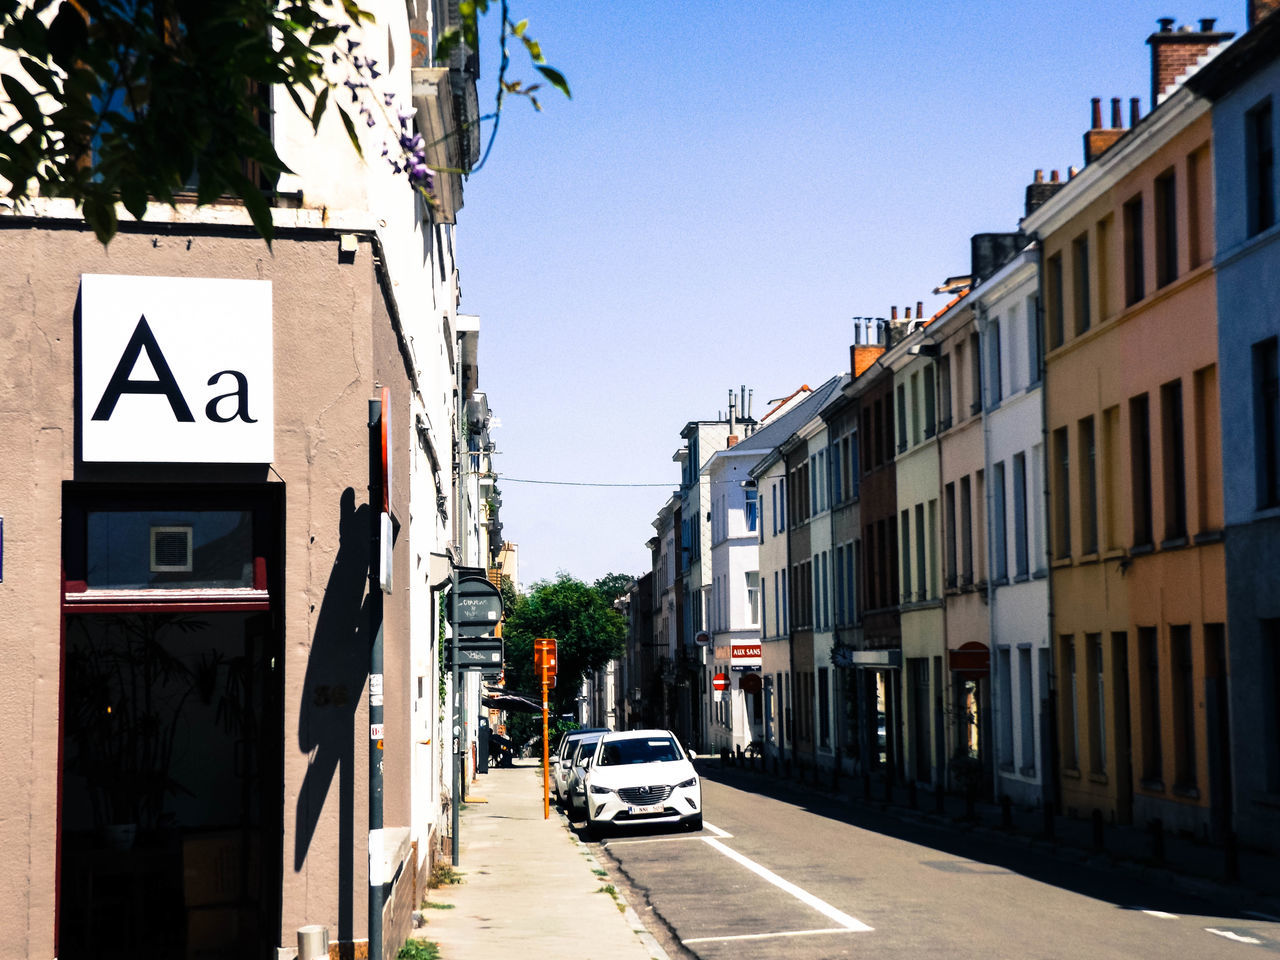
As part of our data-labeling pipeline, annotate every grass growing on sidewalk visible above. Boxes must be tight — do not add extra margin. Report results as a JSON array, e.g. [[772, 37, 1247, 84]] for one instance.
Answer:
[[422, 901, 455, 909], [396, 939, 440, 960], [428, 863, 463, 888], [596, 884, 625, 913]]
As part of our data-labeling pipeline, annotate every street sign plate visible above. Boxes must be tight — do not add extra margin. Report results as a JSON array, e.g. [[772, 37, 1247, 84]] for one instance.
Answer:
[[456, 640, 502, 665], [451, 576, 504, 626]]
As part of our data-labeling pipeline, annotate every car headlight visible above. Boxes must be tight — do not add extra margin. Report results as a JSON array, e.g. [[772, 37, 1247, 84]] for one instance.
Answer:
[[590, 784, 613, 796], [676, 776, 698, 789]]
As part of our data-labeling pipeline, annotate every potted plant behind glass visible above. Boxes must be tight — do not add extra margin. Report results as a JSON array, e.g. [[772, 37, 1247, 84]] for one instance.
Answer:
[[65, 613, 211, 846]]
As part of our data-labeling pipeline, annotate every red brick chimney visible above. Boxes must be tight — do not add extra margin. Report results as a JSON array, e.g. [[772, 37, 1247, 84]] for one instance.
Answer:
[[1084, 96, 1130, 163], [1147, 18, 1234, 106], [1250, 0, 1280, 27], [851, 344, 885, 379]]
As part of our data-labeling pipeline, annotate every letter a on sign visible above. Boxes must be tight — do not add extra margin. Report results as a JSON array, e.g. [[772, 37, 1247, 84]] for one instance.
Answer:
[[80, 274, 274, 463]]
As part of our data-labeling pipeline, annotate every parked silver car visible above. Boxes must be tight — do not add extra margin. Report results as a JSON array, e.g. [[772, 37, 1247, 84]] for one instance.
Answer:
[[551, 727, 608, 806], [564, 735, 603, 818]]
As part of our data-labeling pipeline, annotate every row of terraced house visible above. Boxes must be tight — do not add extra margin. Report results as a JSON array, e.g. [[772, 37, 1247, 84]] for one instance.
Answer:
[[611, 4, 1280, 859]]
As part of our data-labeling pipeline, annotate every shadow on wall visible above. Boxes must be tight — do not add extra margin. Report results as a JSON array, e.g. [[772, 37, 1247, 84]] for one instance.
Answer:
[[294, 487, 370, 943]]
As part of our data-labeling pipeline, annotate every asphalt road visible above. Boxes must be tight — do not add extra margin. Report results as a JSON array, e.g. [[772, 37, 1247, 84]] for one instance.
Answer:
[[583, 764, 1280, 960]]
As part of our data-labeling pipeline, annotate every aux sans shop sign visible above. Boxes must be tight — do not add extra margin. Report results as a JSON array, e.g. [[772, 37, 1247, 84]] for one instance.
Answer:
[[80, 274, 273, 463]]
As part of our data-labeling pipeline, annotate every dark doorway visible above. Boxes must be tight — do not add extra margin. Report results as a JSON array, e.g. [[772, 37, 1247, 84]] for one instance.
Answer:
[[59, 611, 281, 959]]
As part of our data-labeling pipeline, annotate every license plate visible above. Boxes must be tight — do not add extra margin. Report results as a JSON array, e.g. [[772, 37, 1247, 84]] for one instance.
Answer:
[[627, 803, 663, 815]]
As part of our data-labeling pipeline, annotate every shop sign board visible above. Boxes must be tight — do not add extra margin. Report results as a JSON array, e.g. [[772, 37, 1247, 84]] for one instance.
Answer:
[[79, 274, 274, 463], [730, 643, 762, 672]]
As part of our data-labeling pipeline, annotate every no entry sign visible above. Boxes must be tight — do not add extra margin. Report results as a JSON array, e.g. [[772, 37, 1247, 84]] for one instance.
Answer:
[[712, 672, 728, 692]]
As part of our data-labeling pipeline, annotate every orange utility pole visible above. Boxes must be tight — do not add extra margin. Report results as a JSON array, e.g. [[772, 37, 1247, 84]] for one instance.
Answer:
[[534, 638, 558, 818]]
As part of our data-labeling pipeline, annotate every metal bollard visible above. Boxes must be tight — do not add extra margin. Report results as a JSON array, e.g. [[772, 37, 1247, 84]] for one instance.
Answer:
[[297, 925, 330, 960]]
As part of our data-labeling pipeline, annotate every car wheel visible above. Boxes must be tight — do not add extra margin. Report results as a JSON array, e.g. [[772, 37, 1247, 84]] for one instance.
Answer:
[[582, 817, 601, 842]]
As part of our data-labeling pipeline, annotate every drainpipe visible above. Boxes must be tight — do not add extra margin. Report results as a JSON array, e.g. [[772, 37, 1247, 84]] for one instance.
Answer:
[[978, 301, 1001, 803], [367, 396, 385, 960]]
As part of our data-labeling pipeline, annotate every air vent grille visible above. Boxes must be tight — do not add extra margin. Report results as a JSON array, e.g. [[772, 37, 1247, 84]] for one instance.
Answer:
[[150, 526, 193, 573]]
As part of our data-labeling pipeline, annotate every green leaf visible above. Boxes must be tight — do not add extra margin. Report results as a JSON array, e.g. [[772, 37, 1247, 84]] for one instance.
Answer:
[[2, 75, 45, 135], [311, 85, 329, 131], [19, 56, 57, 94], [535, 65, 571, 99], [522, 36, 543, 62], [228, 169, 274, 245], [119, 178, 148, 221], [512, 18, 527, 36], [337, 105, 364, 158], [82, 193, 118, 246]]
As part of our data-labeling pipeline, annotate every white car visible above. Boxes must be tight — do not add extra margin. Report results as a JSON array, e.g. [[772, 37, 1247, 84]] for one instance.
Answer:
[[552, 727, 608, 806], [582, 729, 702, 838], [565, 735, 603, 818]]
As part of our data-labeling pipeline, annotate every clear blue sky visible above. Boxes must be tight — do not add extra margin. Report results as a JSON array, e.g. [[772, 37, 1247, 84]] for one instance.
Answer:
[[457, 1, 1242, 591]]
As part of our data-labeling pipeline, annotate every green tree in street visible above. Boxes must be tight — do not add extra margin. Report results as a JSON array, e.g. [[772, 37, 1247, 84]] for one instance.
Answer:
[[0, 0, 567, 244], [592, 572, 636, 606], [501, 573, 627, 737]]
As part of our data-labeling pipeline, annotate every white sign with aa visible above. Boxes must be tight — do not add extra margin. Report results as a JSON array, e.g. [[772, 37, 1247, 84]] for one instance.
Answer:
[[80, 274, 274, 463]]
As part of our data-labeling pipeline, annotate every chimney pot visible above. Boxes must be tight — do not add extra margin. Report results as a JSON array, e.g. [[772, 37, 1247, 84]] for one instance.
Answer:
[[1130, 97, 1141, 126], [905, 305, 912, 320], [1051, 169, 1060, 183], [1034, 168, 1044, 183], [1158, 16, 1175, 31], [891, 305, 898, 320], [1199, 17, 1216, 31], [917, 300, 924, 318], [1111, 97, 1123, 128], [1069, 165, 1080, 178], [1091, 97, 1102, 130]]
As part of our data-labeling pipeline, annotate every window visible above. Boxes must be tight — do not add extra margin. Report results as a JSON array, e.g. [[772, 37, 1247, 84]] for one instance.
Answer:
[[1052, 426, 1071, 559], [1062, 637, 1079, 769], [1102, 406, 1123, 550], [900, 510, 912, 602], [831, 439, 843, 505], [1266, 619, 1280, 790], [781, 568, 789, 633], [1131, 394, 1154, 548], [1047, 252, 1065, 349], [1171, 624, 1195, 788], [1072, 233, 1091, 335], [834, 546, 845, 625], [998, 646, 1014, 765], [915, 502, 927, 601], [939, 354, 953, 428], [1027, 293, 1043, 384], [852, 539, 862, 622], [1096, 217, 1111, 322], [924, 368, 936, 437], [1124, 194, 1146, 305], [1019, 646, 1035, 773], [1193, 365, 1222, 533], [1079, 416, 1098, 555], [928, 500, 939, 599], [745, 484, 758, 533], [1155, 169, 1178, 289], [910, 372, 922, 445], [779, 476, 786, 532], [960, 476, 974, 585], [987, 318, 1003, 407], [747, 570, 760, 625], [1161, 379, 1187, 542], [993, 461, 1008, 582], [1247, 98, 1275, 237], [773, 571, 780, 636], [771, 483, 778, 536], [969, 332, 983, 415], [897, 384, 908, 453], [1256, 338, 1280, 508], [1139, 626, 1162, 783], [944, 481, 958, 588], [821, 551, 830, 630], [818, 667, 831, 747], [1087, 634, 1105, 774], [1012, 453, 1029, 578]]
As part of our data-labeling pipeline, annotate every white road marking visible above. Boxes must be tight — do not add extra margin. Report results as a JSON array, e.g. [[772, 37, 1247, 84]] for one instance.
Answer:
[[605, 834, 709, 847], [1143, 910, 1179, 919], [703, 821, 733, 838], [1206, 928, 1264, 944], [683, 927, 857, 945], [701, 836, 874, 932]]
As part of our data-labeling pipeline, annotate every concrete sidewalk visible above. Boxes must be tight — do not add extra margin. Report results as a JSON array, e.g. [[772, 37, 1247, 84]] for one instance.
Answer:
[[407, 759, 669, 960]]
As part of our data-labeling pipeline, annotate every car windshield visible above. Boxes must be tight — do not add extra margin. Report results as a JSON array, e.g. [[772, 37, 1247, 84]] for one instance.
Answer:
[[597, 737, 682, 766]]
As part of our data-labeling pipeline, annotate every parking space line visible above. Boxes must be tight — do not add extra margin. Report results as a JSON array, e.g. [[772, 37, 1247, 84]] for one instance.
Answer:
[[703, 821, 733, 838], [683, 927, 858, 945], [702, 837, 874, 932], [1206, 928, 1264, 945]]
